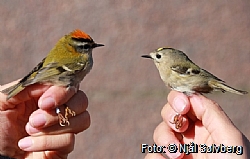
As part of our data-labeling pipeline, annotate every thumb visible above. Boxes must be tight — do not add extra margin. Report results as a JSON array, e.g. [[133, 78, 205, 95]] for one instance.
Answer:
[[189, 94, 242, 145]]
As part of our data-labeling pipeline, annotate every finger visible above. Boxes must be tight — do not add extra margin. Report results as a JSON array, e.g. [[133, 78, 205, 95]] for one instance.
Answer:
[[189, 94, 242, 145], [0, 80, 76, 110], [29, 90, 88, 128], [1, 80, 50, 101], [65, 90, 88, 113], [18, 133, 75, 154], [26, 111, 90, 135], [0, 82, 50, 110], [167, 90, 190, 114], [0, 80, 19, 91], [153, 122, 184, 159], [38, 85, 77, 110], [161, 103, 189, 132], [27, 151, 68, 159], [144, 153, 166, 159]]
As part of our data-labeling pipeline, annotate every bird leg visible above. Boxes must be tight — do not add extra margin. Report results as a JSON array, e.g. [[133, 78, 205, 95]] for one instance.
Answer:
[[169, 114, 183, 129], [56, 105, 76, 126]]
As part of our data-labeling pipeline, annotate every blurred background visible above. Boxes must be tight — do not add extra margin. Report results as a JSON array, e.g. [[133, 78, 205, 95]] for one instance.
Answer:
[[0, 1, 250, 158]]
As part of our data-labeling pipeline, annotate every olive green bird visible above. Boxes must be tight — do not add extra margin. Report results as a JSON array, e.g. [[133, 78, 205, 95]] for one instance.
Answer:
[[1, 29, 104, 126], [142, 47, 248, 95]]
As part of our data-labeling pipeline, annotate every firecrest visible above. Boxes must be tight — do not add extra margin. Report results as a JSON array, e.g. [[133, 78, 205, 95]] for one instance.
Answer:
[[1, 29, 104, 126]]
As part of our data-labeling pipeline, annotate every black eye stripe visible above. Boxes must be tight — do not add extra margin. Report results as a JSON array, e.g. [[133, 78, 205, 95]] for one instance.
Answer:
[[77, 45, 84, 49], [75, 44, 92, 51], [71, 37, 93, 43], [83, 44, 91, 49]]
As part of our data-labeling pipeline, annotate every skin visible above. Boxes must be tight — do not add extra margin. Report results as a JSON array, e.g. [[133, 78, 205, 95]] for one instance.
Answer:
[[0, 80, 90, 159], [145, 90, 250, 159]]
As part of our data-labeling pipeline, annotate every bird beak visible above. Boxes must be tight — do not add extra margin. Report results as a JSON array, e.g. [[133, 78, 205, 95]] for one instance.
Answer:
[[93, 43, 105, 48], [141, 55, 152, 59]]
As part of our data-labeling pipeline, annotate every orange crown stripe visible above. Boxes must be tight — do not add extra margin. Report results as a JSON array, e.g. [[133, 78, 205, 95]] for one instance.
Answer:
[[70, 29, 92, 40]]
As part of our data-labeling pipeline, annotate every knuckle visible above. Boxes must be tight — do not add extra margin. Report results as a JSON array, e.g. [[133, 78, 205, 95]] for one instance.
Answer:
[[75, 111, 90, 134]]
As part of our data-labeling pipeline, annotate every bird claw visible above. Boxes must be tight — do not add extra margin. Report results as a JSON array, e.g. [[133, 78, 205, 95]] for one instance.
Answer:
[[169, 114, 183, 129], [57, 105, 76, 127]]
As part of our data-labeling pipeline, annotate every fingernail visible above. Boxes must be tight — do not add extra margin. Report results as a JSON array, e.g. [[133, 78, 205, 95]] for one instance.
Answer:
[[192, 95, 203, 108], [18, 137, 33, 150], [26, 123, 40, 134], [30, 113, 46, 127], [39, 97, 55, 109], [173, 97, 187, 113], [169, 150, 182, 158], [168, 141, 182, 159]]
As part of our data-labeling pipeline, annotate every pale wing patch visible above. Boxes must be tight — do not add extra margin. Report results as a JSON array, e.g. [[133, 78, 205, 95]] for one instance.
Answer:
[[62, 65, 73, 72]]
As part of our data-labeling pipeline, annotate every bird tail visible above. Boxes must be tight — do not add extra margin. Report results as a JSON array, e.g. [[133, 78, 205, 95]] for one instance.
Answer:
[[1, 83, 25, 100], [209, 80, 248, 95]]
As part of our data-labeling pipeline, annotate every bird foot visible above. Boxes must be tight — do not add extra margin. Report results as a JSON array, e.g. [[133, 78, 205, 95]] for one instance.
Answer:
[[169, 114, 183, 129], [56, 105, 76, 126]]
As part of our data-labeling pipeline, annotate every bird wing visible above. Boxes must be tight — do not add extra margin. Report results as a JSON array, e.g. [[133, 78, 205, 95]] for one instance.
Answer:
[[171, 64, 224, 82], [199, 69, 225, 82], [171, 64, 200, 75], [62, 62, 87, 72], [19, 58, 46, 85], [23, 61, 86, 86]]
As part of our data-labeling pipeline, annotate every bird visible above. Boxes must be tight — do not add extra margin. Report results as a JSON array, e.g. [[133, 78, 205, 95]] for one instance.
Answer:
[[1, 29, 104, 126], [142, 47, 248, 95], [142, 47, 248, 128]]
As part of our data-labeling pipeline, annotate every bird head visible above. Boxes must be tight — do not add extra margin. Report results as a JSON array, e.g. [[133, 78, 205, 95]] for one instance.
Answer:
[[66, 29, 104, 54], [141, 47, 176, 64]]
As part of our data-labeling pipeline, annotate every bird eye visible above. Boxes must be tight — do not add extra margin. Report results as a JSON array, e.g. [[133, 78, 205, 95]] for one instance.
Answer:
[[75, 44, 91, 53], [156, 54, 161, 59], [77, 44, 91, 50], [83, 44, 91, 50]]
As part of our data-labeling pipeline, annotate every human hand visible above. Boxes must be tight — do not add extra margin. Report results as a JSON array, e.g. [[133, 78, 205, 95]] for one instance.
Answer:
[[145, 90, 250, 159], [0, 81, 90, 159]]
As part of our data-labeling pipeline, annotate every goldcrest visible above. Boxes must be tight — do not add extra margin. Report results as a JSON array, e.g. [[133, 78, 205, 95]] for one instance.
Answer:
[[1, 29, 104, 126], [142, 47, 248, 95], [142, 47, 248, 129]]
